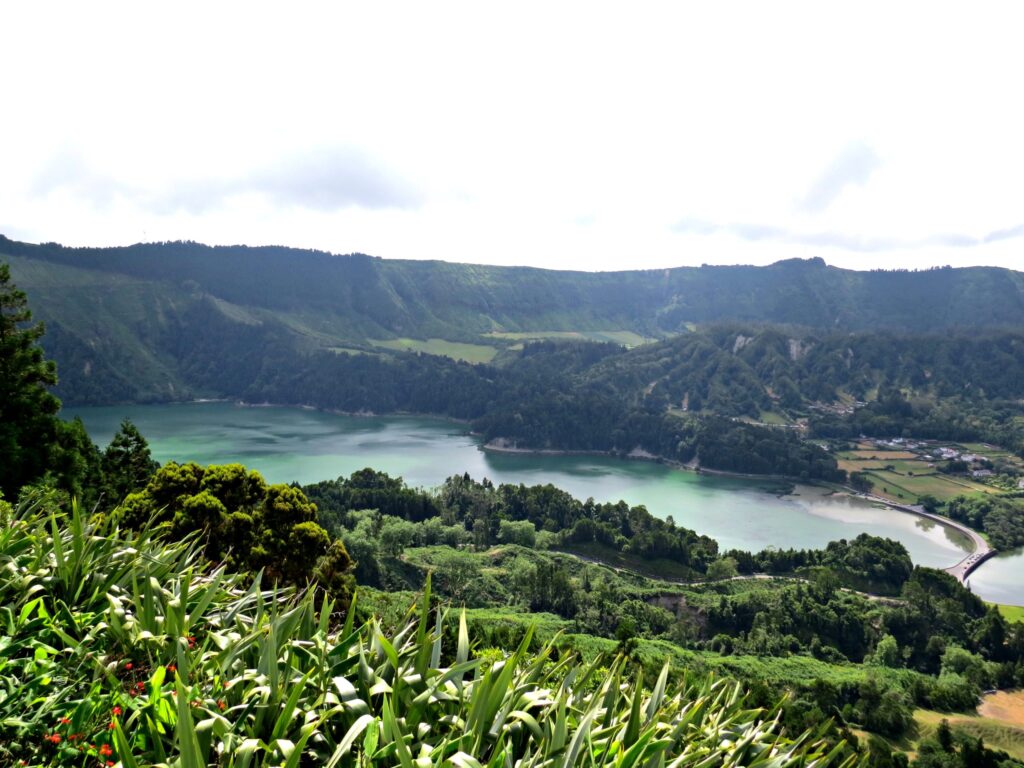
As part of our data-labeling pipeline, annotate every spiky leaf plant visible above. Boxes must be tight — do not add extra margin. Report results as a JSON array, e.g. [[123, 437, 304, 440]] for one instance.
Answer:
[[0, 498, 860, 767]]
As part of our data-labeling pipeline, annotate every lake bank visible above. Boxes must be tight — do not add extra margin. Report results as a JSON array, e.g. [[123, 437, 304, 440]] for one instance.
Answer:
[[63, 401, 1019, 603]]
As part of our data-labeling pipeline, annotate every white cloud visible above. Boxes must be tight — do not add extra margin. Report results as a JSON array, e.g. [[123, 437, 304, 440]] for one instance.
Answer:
[[1, 1, 1023, 271]]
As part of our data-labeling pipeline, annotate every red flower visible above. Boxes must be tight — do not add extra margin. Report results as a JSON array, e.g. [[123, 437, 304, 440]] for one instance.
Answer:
[[217, 699, 226, 711], [167, 664, 176, 673], [124, 662, 133, 670], [45, 733, 62, 744], [59, 716, 72, 724], [71, 733, 83, 741], [108, 722, 116, 731], [107, 762, 116, 767], [112, 706, 122, 716], [100, 744, 113, 757]]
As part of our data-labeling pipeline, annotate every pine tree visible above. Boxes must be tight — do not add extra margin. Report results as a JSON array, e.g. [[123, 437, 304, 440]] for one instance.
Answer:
[[103, 418, 159, 502], [0, 263, 61, 497]]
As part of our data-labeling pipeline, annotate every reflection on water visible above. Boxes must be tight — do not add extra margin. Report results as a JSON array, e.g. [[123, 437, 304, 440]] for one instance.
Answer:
[[65, 401, 1020, 604], [965, 549, 1024, 606]]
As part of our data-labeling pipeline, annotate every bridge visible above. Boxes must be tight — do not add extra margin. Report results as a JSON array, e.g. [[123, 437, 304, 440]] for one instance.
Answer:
[[859, 494, 994, 583]]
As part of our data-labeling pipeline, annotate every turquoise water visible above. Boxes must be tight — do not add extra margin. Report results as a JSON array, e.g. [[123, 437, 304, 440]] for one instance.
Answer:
[[66, 402, 1003, 585]]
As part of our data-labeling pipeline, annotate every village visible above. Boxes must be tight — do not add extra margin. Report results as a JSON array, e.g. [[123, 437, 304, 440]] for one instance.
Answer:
[[832, 436, 1024, 506]]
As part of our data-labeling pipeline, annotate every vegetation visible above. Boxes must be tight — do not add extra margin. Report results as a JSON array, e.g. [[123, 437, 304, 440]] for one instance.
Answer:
[[0, 498, 860, 767], [118, 461, 356, 609], [0, 261, 62, 498], [943, 496, 1024, 550], [11, 249, 1024, 763]]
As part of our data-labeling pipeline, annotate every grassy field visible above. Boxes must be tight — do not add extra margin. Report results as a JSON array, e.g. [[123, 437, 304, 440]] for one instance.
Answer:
[[757, 410, 791, 425], [368, 337, 499, 363], [484, 329, 656, 347], [913, 706, 1024, 760], [862, 470, 993, 503], [840, 449, 920, 460], [996, 604, 1024, 623]]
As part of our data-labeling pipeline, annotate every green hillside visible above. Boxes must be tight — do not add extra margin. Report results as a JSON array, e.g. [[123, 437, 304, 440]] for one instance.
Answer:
[[6, 234, 1024, 409]]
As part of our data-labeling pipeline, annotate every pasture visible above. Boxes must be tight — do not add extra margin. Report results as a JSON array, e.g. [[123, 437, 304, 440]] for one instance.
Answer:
[[484, 329, 656, 347], [369, 337, 499, 363]]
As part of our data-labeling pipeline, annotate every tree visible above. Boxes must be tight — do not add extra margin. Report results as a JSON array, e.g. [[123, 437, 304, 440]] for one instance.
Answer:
[[707, 556, 739, 581], [848, 471, 873, 493], [103, 419, 159, 502], [120, 462, 355, 605], [0, 263, 61, 498], [871, 634, 901, 668]]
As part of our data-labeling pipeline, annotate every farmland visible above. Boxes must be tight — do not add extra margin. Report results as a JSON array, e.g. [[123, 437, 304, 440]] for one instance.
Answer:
[[368, 337, 499, 363], [837, 440, 1010, 504]]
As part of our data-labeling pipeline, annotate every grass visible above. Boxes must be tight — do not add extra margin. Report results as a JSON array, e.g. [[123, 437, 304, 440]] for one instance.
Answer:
[[557, 541, 700, 582], [913, 707, 1024, 760], [863, 472, 920, 503], [368, 337, 499, 363], [995, 604, 1024, 623], [838, 450, 920, 460], [484, 330, 656, 347], [861, 470, 995, 503], [756, 410, 790, 425]]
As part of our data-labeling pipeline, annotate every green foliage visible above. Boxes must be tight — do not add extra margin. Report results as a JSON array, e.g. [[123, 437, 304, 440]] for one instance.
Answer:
[[944, 495, 1024, 549], [0, 261, 61, 497], [912, 718, 1023, 767], [707, 556, 739, 581], [119, 462, 353, 606], [0, 498, 859, 767], [728, 533, 914, 596], [102, 418, 159, 503]]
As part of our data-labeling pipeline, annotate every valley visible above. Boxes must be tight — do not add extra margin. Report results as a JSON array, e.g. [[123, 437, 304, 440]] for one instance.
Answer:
[[67, 401, 1021, 601], [6, 244, 1024, 766]]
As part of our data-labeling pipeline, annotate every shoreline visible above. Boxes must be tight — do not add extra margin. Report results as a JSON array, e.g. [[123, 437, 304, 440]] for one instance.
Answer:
[[482, 439, 802, 486], [65, 399, 1003, 583], [483, 438, 998, 580]]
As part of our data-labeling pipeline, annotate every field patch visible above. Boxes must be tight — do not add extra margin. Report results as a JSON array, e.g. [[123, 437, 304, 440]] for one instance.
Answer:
[[484, 330, 655, 347], [996, 604, 1024, 623], [757, 410, 791, 425], [863, 470, 993, 503], [979, 691, 1024, 730], [369, 337, 498, 363], [840, 449, 919, 460], [913, 707, 1024, 760]]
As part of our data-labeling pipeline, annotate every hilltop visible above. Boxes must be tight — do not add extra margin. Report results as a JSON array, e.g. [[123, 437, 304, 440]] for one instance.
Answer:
[[4, 235, 1024, 406]]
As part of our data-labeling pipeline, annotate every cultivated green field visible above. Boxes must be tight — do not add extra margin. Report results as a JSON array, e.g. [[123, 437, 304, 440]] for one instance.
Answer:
[[996, 604, 1024, 623], [484, 329, 656, 347], [865, 470, 993, 502], [757, 410, 791, 425], [368, 337, 499, 363]]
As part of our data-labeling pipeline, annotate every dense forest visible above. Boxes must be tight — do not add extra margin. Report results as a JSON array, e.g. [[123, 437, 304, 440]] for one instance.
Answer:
[[5, 236, 1024, 490], [7, 236, 1024, 474]]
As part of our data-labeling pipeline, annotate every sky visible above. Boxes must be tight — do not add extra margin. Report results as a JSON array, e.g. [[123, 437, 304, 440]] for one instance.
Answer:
[[2, 2, 1023, 272]]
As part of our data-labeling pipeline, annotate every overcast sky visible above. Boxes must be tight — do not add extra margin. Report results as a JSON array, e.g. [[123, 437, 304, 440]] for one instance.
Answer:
[[3, 2, 1023, 271]]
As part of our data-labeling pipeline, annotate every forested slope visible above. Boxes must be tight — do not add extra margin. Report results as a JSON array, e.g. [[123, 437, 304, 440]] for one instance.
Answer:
[[5, 234, 1024, 407]]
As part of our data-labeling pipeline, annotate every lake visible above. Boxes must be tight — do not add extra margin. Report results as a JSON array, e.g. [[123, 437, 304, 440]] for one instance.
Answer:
[[66, 402, 1019, 602]]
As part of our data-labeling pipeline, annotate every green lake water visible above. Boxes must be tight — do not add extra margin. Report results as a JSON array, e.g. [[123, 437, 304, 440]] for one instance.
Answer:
[[65, 402, 1018, 600]]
